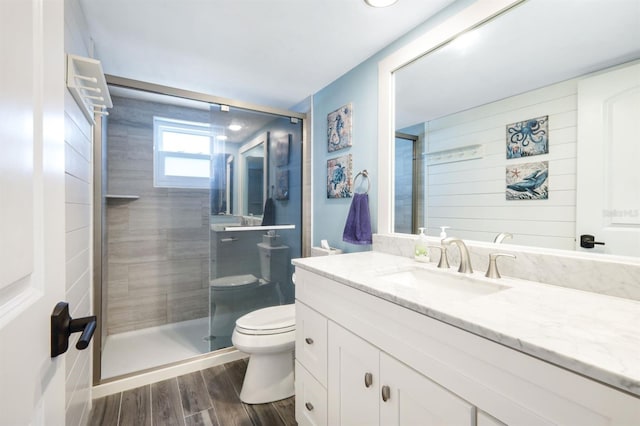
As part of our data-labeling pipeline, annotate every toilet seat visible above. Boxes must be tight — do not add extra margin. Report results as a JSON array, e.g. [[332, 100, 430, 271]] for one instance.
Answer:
[[210, 274, 259, 290], [235, 304, 295, 335]]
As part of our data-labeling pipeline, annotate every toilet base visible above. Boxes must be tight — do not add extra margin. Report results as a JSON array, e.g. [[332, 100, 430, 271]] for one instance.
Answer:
[[239, 350, 294, 404]]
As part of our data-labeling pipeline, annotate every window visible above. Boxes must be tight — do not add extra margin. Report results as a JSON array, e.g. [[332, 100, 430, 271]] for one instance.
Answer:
[[154, 117, 211, 189]]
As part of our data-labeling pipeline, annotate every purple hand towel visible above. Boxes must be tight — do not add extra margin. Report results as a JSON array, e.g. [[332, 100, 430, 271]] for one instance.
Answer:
[[342, 193, 372, 245]]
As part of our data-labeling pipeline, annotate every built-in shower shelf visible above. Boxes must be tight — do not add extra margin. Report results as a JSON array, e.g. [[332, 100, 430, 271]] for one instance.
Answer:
[[106, 194, 140, 200]]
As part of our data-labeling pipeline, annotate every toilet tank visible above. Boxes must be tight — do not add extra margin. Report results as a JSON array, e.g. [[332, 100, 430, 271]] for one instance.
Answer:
[[258, 243, 290, 283]]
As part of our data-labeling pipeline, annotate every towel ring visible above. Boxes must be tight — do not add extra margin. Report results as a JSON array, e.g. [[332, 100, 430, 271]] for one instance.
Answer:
[[353, 170, 370, 194]]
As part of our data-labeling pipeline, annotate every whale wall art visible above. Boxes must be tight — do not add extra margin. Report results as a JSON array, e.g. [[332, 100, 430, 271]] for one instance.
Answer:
[[506, 161, 549, 200]]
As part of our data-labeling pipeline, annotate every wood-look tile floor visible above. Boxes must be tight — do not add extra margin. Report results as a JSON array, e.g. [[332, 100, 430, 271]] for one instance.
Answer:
[[90, 359, 296, 426]]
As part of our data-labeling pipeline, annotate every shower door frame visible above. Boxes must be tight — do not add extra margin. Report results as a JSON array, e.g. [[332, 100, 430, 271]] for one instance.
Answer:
[[92, 76, 309, 385]]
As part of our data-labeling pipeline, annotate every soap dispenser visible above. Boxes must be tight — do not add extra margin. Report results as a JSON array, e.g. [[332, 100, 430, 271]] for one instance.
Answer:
[[439, 226, 450, 240], [414, 227, 430, 263]]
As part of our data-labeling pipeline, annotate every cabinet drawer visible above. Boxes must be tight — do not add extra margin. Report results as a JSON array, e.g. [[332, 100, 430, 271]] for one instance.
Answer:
[[296, 301, 328, 386], [295, 361, 327, 426]]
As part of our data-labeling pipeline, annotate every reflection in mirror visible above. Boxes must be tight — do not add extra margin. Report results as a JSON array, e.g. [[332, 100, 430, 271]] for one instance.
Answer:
[[394, 132, 418, 234], [393, 0, 640, 256], [239, 133, 268, 217], [211, 153, 233, 215]]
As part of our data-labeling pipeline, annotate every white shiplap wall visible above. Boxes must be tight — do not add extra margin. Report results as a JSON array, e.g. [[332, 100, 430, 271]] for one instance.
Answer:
[[64, 0, 94, 424], [64, 91, 94, 426], [424, 79, 577, 250]]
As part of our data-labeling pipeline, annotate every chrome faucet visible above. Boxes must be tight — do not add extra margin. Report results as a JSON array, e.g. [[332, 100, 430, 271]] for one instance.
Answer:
[[442, 238, 473, 274], [428, 245, 450, 269], [485, 253, 516, 279], [493, 232, 513, 244]]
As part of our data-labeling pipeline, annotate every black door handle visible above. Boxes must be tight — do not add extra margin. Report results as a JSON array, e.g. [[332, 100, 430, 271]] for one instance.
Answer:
[[51, 302, 97, 357], [580, 234, 605, 249]]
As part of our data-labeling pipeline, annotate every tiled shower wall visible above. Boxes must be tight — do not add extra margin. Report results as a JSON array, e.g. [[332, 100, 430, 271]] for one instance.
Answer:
[[105, 96, 211, 335]]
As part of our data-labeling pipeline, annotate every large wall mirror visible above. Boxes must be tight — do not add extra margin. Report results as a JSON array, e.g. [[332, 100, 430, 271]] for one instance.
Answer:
[[379, 0, 640, 257]]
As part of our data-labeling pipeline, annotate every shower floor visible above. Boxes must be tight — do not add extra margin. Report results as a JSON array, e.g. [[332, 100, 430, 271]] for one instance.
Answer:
[[101, 317, 211, 379]]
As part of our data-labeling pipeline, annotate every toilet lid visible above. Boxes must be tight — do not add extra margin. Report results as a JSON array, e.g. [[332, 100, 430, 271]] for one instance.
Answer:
[[210, 274, 259, 289], [235, 304, 295, 335]]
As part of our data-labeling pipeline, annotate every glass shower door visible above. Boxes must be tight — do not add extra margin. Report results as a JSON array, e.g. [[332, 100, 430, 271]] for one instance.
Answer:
[[98, 83, 303, 380], [207, 105, 302, 350]]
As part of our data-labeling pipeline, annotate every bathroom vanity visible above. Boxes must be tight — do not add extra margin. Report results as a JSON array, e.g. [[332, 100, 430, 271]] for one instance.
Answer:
[[293, 252, 640, 425]]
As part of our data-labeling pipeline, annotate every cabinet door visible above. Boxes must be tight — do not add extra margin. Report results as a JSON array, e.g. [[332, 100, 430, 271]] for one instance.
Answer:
[[380, 353, 475, 426], [328, 322, 380, 426]]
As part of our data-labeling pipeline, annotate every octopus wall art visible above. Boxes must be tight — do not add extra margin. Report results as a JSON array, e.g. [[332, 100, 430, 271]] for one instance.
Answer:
[[506, 115, 548, 159]]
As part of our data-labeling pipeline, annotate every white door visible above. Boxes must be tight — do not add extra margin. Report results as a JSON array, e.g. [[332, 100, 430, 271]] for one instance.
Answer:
[[379, 353, 475, 426], [0, 0, 66, 424], [327, 322, 379, 426], [576, 62, 640, 256]]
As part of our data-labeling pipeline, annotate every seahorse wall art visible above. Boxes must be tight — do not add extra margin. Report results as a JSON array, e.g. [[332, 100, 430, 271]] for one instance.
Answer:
[[327, 103, 353, 152]]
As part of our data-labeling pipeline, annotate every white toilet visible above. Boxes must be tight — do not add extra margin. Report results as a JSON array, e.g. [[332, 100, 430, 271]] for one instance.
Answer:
[[231, 303, 296, 404], [209, 241, 290, 350]]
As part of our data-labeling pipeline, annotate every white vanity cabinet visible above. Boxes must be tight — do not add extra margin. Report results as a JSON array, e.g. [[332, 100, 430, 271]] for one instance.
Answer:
[[294, 266, 640, 426], [327, 321, 380, 425], [329, 321, 475, 425], [379, 350, 475, 425], [295, 301, 328, 426]]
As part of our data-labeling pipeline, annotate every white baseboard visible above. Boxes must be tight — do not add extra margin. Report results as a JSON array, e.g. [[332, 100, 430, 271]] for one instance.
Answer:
[[92, 348, 248, 399]]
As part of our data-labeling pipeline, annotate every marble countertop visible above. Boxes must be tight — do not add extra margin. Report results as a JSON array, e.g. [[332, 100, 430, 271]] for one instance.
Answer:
[[292, 251, 640, 398]]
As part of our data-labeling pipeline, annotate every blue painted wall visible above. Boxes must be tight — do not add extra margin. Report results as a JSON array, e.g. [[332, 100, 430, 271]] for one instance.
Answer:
[[311, 0, 473, 253], [313, 65, 379, 253]]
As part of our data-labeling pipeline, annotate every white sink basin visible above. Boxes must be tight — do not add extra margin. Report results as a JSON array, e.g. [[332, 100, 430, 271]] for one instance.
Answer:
[[378, 267, 508, 301]]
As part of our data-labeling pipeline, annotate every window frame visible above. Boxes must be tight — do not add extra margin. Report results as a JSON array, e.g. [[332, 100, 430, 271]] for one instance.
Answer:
[[153, 116, 212, 189]]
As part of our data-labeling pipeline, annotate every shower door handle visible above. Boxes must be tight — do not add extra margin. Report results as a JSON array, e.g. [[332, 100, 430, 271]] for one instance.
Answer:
[[51, 302, 97, 357]]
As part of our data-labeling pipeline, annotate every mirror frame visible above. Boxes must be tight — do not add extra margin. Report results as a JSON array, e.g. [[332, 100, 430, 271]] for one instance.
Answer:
[[377, 0, 524, 233]]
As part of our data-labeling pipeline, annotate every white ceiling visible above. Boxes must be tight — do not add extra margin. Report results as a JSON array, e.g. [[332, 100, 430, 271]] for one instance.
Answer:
[[79, 0, 456, 110]]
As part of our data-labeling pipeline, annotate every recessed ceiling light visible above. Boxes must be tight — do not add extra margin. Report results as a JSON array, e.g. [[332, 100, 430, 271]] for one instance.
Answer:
[[365, 0, 399, 7], [217, 135, 228, 141], [228, 124, 242, 131]]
